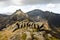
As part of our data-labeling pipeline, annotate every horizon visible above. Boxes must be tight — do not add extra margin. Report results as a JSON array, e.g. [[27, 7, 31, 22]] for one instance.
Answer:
[[0, 9, 60, 15]]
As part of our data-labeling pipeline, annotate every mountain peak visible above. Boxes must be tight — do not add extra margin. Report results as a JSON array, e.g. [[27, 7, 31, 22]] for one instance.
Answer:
[[15, 9, 24, 15], [9, 9, 28, 22], [31, 9, 43, 12]]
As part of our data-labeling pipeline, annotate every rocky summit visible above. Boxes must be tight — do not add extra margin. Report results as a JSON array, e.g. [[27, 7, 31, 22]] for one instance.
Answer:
[[0, 9, 60, 40]]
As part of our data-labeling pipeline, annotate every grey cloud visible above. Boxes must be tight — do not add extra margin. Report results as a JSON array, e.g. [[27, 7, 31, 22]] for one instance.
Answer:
[[0, 0, 11, 7], [21, 0, 50, 4], [22, 0, 60, 5], [0, 0, 60, 6], [0, 0, 8, 1]]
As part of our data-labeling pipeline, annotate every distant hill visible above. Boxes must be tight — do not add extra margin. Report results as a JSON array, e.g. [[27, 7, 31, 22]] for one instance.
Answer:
[[0, 14, 9, 30], [27, 9, 60, 27], [27, 9, 60, 38]]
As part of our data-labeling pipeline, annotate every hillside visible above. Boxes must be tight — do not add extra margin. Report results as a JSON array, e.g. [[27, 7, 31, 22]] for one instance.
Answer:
[[0, 9, 60, 40]]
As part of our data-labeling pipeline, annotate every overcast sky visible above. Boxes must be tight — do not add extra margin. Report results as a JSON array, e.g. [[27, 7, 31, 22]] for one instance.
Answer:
[[0, 0, 60, 14]]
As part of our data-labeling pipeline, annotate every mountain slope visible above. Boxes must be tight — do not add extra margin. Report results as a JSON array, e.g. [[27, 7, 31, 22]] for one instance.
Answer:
[[0, 14, 10, 30], [27, 9, 60, 38], [0, 9, 60, 39]]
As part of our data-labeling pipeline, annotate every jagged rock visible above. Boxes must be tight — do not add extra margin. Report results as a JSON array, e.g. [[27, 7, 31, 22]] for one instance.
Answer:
[[31, 31, 45, 40], [0, 9, 60, 40]]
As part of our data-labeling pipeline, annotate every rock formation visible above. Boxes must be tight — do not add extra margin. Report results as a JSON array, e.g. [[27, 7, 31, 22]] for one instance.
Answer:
[[0, 9, 60, 40]]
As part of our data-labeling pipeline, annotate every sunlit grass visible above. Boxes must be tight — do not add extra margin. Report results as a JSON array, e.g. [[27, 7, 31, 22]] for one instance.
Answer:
[[0, 26, 60, 40]]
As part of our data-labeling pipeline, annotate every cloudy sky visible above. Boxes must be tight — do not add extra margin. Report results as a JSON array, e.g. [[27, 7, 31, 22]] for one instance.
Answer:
[[0, 0, 60, 14]]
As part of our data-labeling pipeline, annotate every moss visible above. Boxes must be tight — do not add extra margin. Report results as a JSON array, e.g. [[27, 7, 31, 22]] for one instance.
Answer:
[[1, 36, 8, 40], [45, 34, 60, 40], [21, 33, 27, 40], [0, 34, 8, 40], [33, 29, 37, 32], [48, 37, 59, 40], [34, 37, 39, 40]]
